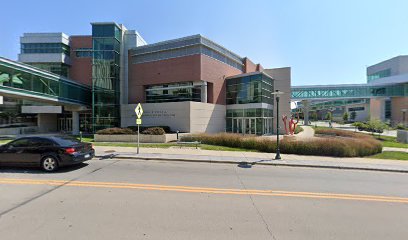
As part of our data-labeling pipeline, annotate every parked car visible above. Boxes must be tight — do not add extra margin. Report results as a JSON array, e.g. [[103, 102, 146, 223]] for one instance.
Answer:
[[0, 136, 94, 172]]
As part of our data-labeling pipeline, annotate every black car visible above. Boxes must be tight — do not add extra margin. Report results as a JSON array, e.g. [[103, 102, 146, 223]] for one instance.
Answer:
[[0, 136, 95, 172]]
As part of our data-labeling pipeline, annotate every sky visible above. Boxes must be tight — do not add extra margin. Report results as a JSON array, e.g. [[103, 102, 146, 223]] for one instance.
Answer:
[[0, 0, 407, 86]]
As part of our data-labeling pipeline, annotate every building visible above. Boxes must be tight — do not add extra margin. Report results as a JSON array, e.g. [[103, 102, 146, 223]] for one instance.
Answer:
[[0, 22, 291, 135], [292, 56, 408, 126]]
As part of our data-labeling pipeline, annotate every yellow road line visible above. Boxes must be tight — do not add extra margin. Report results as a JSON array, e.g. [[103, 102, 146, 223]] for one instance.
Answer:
[[0, 178, 407, 204]]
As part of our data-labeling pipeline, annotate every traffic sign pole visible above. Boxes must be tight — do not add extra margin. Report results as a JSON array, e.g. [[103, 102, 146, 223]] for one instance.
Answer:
[[135, 103, 143, 155]]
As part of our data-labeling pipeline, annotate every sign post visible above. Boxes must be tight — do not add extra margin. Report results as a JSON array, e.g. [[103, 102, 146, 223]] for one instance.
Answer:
[[135, 103, 144, 154]]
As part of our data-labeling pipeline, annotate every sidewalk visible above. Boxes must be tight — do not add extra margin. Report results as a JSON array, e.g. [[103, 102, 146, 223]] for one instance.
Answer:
[[94, 146, 408, 173]]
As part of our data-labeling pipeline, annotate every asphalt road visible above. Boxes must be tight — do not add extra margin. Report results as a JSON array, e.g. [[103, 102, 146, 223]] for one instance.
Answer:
[[1, 158, 408, 240]]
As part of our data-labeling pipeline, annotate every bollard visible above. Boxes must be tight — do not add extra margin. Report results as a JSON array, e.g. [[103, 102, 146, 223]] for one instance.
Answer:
[[80, 131, 82, 142], [177, 130, 179, 140]]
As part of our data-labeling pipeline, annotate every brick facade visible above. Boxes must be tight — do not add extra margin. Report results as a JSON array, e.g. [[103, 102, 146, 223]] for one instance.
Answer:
[[128, 54, 242, 105], [69, 36, 92, 86]]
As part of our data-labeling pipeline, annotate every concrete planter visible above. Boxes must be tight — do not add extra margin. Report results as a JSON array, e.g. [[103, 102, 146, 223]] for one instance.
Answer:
[[397, 130, 408, 143], [94, 133, 178, 143]]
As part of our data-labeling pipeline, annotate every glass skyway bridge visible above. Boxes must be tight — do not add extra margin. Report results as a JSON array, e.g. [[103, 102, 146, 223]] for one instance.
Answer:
[[291, 83, 408, 100], [0, 57, 91, 106]]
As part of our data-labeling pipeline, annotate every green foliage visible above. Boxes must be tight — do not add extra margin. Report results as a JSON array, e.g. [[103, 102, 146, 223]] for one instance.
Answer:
[[368, 151, 408, 161], [96, 128, 134, 135], [181, 130, 382, 157], [311, 112, 318, 122], [141, 127, 166, 135], [343, 112, 349, 122], [395, 123, 408, 130], [127, 126, 171, 133], [294, 126, 304, 134], [325, 112, 332, 121], [351, 120, 388, 134]]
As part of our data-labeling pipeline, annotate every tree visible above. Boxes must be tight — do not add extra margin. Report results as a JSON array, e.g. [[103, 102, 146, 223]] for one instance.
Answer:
[[343, 112, 349, 122], [350, 111, 356, 121], [325, 112, 332, 121], [311, 111, 318, 122]]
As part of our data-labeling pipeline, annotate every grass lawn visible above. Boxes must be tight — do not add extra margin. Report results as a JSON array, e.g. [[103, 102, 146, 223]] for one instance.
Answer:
[[367, 151, 408, 161], [376, 135, 408, 149]]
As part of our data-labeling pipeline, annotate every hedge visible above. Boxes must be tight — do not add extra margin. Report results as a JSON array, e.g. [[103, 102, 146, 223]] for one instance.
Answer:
[[96, 128, 134, 135], [142, 127, 165, 135], [127, 126, 171, 133], [181, 131, 382, 157]]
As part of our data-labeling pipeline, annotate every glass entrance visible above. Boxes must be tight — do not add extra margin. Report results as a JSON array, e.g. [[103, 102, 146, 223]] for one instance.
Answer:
[[232, 117, 256, 135], [230, 117, 272, 135]]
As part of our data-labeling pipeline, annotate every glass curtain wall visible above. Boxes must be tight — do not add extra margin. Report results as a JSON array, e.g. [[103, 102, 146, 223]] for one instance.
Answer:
[[92, 24, 122, 131], [226, 73, 274, 135]]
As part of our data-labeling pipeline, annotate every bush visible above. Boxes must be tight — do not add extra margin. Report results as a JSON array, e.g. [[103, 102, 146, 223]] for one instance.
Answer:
[[181, 129, 382, 157], [128, 126, 171, 133], [141, 127, 165, 135], [395, 123, 408, 130], [294, 126, 304, 134], [96, 128, 134, 135]]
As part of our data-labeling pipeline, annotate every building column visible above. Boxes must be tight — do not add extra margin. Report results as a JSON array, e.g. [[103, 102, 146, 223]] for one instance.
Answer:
[[302, 100, 310, 125], [370, 98, 386, 122], [72, 111, 80, 135], [201, 81, 208, 103]]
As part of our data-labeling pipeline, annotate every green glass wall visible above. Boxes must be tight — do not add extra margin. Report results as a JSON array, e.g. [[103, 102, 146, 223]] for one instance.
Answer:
[[0, 61, 91, 105], [226, 73, 273, 104], [92, 24, 122, 131], [28, 63, 69, 77], [226, 73, 274, 135], [21, 43, 70, 56]]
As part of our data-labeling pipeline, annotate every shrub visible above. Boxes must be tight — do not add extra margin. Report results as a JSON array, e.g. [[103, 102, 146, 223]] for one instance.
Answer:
[[96, 128, 134, 135], [396, 123, 408, 130], [128, 126, 171, 133], [343, 112, 349, 122], [141, 127, 165, 135], [181, 129, 382, 157], [294, 126, 304, 134]]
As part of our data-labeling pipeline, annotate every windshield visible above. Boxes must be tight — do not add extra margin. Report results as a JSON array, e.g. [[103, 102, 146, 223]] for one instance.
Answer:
[[51, 136, 82, 147]]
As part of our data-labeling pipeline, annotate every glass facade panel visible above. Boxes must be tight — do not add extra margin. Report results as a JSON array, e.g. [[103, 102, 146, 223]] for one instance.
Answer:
[[145, 82, 202, 103], [367, 69, 391, 82], [226, 109, 273, 135], [0, 63, 91, 105], [92, 24, 122, 131], [226, 73, 273, 104], [28, 63, 69, 77], [21, 43, 70, 56]]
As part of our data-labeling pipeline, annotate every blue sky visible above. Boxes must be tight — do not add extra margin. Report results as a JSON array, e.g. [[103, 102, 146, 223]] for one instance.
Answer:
[[0, 0, 407, 86]]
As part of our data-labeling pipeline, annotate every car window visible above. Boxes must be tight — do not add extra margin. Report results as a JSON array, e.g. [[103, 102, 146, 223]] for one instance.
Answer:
[[51, 136, 81, 147], [9, 138, 31, 148], [30, 138, 55, 147]]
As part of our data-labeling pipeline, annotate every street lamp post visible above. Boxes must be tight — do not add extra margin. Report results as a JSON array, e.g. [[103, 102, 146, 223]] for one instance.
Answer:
[[272, 90, 284, 160]]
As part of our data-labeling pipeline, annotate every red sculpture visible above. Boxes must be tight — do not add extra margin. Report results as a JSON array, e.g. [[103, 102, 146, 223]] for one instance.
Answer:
[[288, 112, 300, 135], [282, 115, 288, 135]]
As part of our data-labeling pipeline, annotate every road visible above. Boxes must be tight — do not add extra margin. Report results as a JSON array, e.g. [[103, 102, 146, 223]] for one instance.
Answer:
[[1, 158, 408, 240]]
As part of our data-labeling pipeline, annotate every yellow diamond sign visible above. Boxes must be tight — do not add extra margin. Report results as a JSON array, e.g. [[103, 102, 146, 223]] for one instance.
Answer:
[[135, 103, 143, 119]]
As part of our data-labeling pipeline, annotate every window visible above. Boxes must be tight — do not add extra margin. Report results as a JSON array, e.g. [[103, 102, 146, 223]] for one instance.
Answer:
[[9, 138, 31, 148], [145, 82, 202, 103], [75, 48, 93, 58], [226, 73, 273, 105], [367, 69, 391, 82], [348, 107, 365, 112], [21, 43, 70, 56]]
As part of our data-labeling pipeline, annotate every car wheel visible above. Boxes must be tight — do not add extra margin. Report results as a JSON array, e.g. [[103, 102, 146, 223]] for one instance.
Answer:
[[41, 156, 59, 172]]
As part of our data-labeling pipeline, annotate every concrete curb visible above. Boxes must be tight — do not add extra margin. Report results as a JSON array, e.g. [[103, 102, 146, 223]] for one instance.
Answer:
[[95, 155, 408, 174]]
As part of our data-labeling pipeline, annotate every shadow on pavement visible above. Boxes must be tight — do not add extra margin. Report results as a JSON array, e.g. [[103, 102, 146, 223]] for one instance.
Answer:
[[238, 159, 271, 169], [0, 163, 89, 174]]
